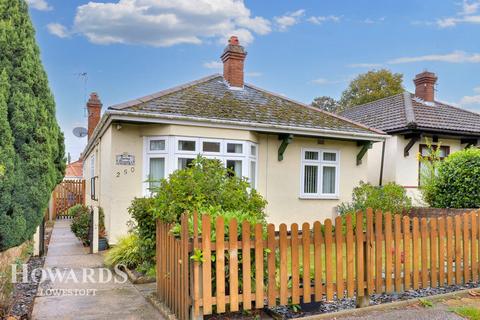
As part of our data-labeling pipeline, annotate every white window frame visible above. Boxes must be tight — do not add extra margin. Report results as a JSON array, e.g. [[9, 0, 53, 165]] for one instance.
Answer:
[[143, 136, 258, 196], [300, 148, 340, 199]]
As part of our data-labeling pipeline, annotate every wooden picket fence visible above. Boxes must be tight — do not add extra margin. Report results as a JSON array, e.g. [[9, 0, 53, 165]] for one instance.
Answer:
[[156, 209, 480, 319], [52, 179, 85, 219]]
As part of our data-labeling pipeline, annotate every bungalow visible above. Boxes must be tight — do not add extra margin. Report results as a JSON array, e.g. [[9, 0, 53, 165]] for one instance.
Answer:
[[82, 36, 386, 243], [341, 71, 480, 204]]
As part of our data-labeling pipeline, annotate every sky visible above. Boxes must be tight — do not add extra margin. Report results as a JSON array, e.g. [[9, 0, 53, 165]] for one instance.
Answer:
[[26, 0, 480, 160]]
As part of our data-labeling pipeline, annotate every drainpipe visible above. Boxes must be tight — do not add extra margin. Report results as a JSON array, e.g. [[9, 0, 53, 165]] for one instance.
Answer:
[[379, 141, 386, 186]]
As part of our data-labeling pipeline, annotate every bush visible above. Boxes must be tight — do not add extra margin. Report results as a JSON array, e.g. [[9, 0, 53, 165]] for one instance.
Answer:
[[428, 148, 480, 208], [128, 198, 156, 273], [151, 156, 267, 223], [338, 182, 412, 216], [129, 157, 267, 275], [104, 234, 141, 270], [69, 205, 105, 244]]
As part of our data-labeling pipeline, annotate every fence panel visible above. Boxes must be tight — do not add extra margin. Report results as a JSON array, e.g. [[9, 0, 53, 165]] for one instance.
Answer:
[[157, 209, 480, 319], [52, 179, 85, 219]]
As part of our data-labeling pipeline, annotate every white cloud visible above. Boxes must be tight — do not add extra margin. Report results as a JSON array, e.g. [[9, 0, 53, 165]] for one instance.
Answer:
[[245, 72, 262, 77], [26, 0, 52, 11], [437, 0, 480, 27], [71, 0, 271, 47], [310, 78, 343, 85], [388, 51, 480, 64], [363, 17, 385, 24], [474, 86, 480, 93], [47, 23, 70, 38], [274, 9, 305, 31], [203, 61, 223, 69], [307, 15, 340, 25], [460, 95, 480, 105], [348, 63, 382, 68]]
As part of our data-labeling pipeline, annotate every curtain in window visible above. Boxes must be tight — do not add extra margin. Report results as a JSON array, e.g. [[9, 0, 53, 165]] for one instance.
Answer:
[[227, 160, 242, 177], [322, 166, 336, 194], [149, 158, 165, 189], [250, 161, 256, 187], [304, 165, 318, 193]]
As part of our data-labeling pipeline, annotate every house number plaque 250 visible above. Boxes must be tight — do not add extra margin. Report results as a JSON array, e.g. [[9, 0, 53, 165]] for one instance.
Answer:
[[116, 167, 135, 178]]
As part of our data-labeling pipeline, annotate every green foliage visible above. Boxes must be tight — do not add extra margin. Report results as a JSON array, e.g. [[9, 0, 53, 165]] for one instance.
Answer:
[[418, 139, 443, 205], [70, 205, 91, 244], [338, 182, 412, 215], [450, 306, 480, 320], [339, 69, 404, 110], [151, 156, 267, 223], [418, 298, 433, 308], [69, 205, 106, 244], [128, 197, 156, 273], [104, 234, 142, 270], [311, 96, 340, 113], [427, 148, 480, 208], [0, 0, 65, 251]]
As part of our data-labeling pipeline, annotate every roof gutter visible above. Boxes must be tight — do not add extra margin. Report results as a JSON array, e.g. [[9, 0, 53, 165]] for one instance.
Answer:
[[83, 110, 388, 157]]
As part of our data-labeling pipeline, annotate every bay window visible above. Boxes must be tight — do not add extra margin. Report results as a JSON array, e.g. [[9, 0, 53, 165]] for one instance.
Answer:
[[143, 136, 257, 195], [301, 149, 339, 198]]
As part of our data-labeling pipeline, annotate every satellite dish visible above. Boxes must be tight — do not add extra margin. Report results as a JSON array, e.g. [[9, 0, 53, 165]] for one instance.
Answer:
[[73, 127, 88, 138]]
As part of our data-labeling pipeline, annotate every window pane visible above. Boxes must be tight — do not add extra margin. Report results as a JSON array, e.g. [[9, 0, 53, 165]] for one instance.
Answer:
[[250, 161, 256, 187], [322, 166, 336, 194], [304, 151, 319, 160], [178, 140, 196, 151], [150, 140, 165, 151], [439, 147, 449, 158], [178, 158, 194, 170], [250, 145, 257, 156], [149, 158, 165, 189], [203, 141, 220, 153], [227, 143, 243, 154], [303, 165, 318, 194], [323, 152, 337, 161], [226, 160, 242, 177]]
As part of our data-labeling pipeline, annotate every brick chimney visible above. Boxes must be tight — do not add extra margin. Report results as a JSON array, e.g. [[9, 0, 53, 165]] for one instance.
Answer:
[[87, 92, 102, 140], [414, 71, 437, 102], [221, 36, 247, 88]]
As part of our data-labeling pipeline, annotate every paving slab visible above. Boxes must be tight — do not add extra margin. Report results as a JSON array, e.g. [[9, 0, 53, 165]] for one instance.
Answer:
[[32, 220, 163, 320]]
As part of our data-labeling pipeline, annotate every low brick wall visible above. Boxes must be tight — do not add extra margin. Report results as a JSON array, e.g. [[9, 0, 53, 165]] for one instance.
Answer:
[[0, 241, 31, 310], [406, 207, 478, 219]]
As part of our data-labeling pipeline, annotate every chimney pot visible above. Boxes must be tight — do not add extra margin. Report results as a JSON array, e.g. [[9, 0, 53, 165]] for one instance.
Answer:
[[414, 71, 437, 103], [221, 35, 247, 88], [87, 92, 102, 140]]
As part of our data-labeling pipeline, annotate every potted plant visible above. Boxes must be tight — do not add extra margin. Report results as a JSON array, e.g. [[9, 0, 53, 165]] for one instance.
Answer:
[[98, 226, 109, 251]]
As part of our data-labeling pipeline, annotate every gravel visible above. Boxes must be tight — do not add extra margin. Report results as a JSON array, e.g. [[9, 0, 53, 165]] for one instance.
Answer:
[[7, 256, 45, 319], [267, 282, 480, 319]]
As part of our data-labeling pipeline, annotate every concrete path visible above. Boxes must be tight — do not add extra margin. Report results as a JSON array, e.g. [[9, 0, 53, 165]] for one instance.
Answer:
[[32, 220, 162, 320]]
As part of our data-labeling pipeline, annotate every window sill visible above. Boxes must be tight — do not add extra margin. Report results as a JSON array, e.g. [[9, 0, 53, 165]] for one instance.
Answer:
[[299, 195, 339, 200]]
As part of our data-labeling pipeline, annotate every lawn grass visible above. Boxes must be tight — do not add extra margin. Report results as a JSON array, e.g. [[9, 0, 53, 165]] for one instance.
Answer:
[[450, 306, 480, 320]]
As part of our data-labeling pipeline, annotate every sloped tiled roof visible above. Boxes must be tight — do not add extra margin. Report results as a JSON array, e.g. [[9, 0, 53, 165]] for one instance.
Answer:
[[341, 92, 480, 135], [65, 160, 83, 178], [109, 74, 384, 137]]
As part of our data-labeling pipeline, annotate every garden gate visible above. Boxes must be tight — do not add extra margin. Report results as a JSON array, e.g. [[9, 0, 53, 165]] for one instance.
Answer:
[[52, 179, 85, 219]]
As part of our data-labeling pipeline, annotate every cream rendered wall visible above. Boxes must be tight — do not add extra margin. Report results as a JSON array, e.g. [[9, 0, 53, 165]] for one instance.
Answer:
[[257, 135, 369, 225], [88, 122, 374, 242], [365, 135, 464, 205]]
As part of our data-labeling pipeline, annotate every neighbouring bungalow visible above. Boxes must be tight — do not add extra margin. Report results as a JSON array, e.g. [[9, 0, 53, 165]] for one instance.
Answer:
[[65, 159, 83, 179], [341, 71, 480, 204], [82, 36, 387, 243]]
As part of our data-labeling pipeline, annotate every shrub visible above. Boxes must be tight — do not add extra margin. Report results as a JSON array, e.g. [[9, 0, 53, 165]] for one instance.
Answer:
[[338, 182, 412, 215], [428, 148, 480, 208], [151, 156, 267, 223], [338, 182, 412, 230], [70, 205, 90, 244], [104, 234, 141, 270], [418, 139, 444, 205], [128, 197, 156, 273], [130, 156, 267, 275], [69, 205, 105, 244]]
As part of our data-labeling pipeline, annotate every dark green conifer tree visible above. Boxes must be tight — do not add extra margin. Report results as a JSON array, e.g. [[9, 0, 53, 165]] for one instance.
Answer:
[[0, 0, 65, 249]]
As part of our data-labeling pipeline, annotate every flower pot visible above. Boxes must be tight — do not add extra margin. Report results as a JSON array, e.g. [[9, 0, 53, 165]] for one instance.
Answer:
[[98, 237, 109, 251]]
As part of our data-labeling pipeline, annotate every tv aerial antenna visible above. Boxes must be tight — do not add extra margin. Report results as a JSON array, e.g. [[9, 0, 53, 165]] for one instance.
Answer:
[[73, 72, 88, 139]]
